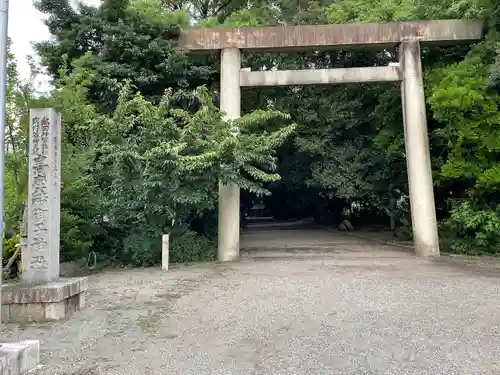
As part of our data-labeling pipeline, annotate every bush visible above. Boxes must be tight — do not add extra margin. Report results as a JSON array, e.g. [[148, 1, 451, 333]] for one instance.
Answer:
[[121, 229, 163, 267], [2, 233, 21, 277], [170, 230, 216, 263], [60, 209, 95, 262], [92, 226, 217, 267], [443, 201, 500, 255]]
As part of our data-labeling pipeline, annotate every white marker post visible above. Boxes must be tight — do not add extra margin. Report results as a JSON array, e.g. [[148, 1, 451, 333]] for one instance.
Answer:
[[162, 234, 169, 271]]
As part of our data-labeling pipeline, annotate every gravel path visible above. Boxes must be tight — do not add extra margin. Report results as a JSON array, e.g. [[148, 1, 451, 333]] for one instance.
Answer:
[[2, 229, 500, 375]]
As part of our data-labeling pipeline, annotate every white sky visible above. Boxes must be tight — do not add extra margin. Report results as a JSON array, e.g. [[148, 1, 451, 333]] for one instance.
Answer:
[[8, 0, 101, 85]]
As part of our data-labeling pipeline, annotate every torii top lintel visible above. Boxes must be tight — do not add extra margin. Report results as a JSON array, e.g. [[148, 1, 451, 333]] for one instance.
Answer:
[[179, 19, 484, 52]]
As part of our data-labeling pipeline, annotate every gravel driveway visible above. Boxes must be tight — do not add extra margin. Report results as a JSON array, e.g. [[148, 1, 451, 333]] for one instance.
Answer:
[[2, 228, 500, 375]]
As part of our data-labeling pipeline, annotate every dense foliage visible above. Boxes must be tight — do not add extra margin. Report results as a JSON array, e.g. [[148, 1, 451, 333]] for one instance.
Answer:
[[3, 0, 500, 273]]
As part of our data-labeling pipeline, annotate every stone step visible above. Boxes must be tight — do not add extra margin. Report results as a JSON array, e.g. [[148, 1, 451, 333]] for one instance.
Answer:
[[0, 341, 39, 375]]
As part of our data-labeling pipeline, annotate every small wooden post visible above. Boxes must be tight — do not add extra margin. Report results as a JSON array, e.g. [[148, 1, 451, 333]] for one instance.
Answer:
[[162, 234, 169, 271]]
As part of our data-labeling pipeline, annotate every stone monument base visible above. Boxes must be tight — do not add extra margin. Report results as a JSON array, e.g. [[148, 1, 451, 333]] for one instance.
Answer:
[[0, 341, 39, 375], [1, 277, 87, 323]]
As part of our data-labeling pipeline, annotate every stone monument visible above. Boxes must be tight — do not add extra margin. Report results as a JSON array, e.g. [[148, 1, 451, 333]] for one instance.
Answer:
[[1, 108, 87, 323]]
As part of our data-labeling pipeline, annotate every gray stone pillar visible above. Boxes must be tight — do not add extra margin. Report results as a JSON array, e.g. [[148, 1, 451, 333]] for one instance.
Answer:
[[219, 48, 241, 262], [400, 40, 440, 258], [3, 109, 86, 322], [22, 108, 61, 284]]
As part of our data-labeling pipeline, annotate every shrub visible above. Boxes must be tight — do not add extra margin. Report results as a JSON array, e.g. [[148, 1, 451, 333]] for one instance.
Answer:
[[2, 233, 21, 277], [121, 230, 163, 267], [443, 201, 500, 255], [170, 230, 216, 263]]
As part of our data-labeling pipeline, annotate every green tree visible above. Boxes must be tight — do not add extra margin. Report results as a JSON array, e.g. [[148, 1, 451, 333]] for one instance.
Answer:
[[50, 56, 295, 264], [426, 29, 500, 253], [35, 0, 213, 112], [3, 41, 36, 229]]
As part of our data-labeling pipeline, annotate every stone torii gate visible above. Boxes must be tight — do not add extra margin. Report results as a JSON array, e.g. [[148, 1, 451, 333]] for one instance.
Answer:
[[180, 19, 484, 262]]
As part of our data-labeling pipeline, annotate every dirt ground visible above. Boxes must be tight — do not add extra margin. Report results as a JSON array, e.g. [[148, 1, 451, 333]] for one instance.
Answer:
[[2, 227, 500, 375]]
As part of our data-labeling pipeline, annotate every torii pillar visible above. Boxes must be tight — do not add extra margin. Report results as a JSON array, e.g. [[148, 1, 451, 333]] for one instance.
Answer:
[[219, 48, 241, 261]]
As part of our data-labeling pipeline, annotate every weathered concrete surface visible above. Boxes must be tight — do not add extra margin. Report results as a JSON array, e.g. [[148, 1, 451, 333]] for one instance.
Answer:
[[0, 340, 40, 375], [180, 19, 484, 52], [2, 228, 500, 374], [2, 278, 87, 322], [240, 66, 401, 87]]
